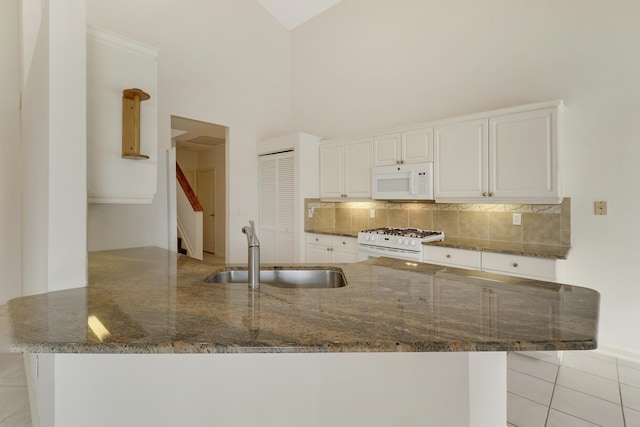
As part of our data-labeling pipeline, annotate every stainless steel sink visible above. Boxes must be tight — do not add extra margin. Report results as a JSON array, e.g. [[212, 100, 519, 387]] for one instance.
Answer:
[[205, 268, 347, 289]]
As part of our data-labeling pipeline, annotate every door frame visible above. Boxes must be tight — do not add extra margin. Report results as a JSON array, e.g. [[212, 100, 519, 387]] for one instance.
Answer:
[[197, 167, 216, 254]]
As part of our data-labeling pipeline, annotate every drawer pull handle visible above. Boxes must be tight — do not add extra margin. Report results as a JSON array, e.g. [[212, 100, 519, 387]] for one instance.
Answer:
[[315, 238, 319, 242], [342, 241, 346, 245], [512, 262, 519, 268], [446, 254, 452, 258]]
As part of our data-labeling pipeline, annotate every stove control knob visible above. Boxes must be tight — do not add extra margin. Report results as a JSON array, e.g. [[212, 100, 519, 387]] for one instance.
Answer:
[[410, 240, 417, 246], [370, 235, 376, 241], [397, 238, 403, 244]]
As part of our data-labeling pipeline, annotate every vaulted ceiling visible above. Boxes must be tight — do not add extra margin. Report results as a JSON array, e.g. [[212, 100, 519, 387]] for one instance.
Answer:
[[256, 0, 344, 30]]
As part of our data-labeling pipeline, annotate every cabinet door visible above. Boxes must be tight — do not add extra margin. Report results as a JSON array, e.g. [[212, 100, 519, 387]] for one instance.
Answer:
[[319, 141, 345, 198], [489, 108, 560, 201], [344, 138, 372, 198], [260, 152, 295, 263], [402, 127, 433, 164], [306, 243, 332, 263], [434, 119, 488, 200], [373, 133, 401, 166], [331, 236, 359, 263]]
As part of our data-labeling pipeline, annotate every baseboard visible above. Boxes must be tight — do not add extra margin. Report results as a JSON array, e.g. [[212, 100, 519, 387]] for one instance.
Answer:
[[595, 345, 640, 363]]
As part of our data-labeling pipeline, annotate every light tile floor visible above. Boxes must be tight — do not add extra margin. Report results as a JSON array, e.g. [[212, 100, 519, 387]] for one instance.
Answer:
[[508, 351, 640, 427], [0, 305, 31, 427], [2, 300, 639, 427]]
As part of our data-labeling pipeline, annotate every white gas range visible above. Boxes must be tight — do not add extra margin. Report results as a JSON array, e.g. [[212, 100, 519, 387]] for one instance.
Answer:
[[357, 227, 445, 262]]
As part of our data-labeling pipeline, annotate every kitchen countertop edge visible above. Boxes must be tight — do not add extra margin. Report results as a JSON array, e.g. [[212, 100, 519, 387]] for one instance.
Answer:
[[305, 228, 570, 259]]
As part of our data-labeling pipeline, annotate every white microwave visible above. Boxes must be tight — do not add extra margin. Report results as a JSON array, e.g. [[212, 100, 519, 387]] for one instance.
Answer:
[[372, 162, 434, 201]]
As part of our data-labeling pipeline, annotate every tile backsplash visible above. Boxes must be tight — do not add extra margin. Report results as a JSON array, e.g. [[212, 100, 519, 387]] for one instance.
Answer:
[[305, 198, 571, 247]]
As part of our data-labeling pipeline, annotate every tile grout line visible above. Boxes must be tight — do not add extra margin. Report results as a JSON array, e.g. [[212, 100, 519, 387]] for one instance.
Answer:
[[617, 359, 627, 427], [543, 361, 561, 427]]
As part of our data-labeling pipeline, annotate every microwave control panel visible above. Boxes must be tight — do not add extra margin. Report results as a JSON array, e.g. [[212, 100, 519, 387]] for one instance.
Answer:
[[416, 172, 428, 195]]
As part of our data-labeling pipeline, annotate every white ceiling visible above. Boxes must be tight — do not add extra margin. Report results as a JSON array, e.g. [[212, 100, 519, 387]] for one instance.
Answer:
[[171, 116, 226, 152], [256, 0, 344, 30]]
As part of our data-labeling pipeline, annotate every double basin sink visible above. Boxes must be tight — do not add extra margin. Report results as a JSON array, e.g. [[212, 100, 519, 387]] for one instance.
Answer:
[[205, 267, 347, 289]]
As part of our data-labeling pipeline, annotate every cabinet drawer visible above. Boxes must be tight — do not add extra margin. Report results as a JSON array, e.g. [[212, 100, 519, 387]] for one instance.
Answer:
[[481, 252, 557, 281], [331, 236, 358, 251], [305, 233, 331, 246], [422, 246, 481, 270]]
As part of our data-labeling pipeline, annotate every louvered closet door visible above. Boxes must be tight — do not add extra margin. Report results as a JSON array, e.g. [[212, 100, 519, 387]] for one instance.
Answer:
[[259, 152, 295, 263]]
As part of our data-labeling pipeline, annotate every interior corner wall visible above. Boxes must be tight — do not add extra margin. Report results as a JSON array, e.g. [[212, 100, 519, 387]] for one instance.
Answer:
[[0, 0, 22, 305], [86, 0, 291, 261], [21, 0, 87, 297], [20, 0, 50, 297], [290, 0, 640, 354]]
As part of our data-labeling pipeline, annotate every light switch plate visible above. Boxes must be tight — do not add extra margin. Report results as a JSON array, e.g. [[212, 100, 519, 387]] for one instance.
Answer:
[[595, 201, 607, 215], [370, 209, 376, 219]]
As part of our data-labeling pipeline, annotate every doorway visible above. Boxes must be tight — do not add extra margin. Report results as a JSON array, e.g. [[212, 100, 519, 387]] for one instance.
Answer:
[[171, 115, 227, 260], [198, 169, 216, 253]]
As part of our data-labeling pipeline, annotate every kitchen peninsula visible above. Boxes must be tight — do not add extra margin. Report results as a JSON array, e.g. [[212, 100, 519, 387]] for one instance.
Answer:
[[9, 247, 599, 426]]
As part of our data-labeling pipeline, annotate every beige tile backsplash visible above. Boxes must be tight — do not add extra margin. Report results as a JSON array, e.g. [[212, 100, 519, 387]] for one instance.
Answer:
[[305, 198, 571, 247]]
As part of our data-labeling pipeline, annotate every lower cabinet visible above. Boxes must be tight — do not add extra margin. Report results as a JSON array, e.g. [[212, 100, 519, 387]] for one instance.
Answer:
[[306, 233, 359, 263], [423, 246, 561, 282], [423, 246, 482, 270], [481, 252, 560, 281]]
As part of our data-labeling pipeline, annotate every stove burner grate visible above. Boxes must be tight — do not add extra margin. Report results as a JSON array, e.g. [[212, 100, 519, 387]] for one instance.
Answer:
[[361, 227, 444, 239]]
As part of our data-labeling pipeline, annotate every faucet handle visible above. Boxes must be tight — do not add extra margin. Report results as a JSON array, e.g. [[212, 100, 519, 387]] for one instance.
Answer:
[[243, 220, 260, 247]]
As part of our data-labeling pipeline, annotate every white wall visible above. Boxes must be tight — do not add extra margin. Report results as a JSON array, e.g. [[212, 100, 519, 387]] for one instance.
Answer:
[[86, 0, 291, 262], [0, 0, 22, 305], [21, 0, 87, 296], [176, 149, 198, 172], [291, 0, 640, 353]]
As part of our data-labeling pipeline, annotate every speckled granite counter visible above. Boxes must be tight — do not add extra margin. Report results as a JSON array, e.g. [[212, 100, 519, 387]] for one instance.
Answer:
[[305, 227, 358, 238], [424, 237, 570, 259], [8, 247, 597, 354], [305, 228, 570, 259]]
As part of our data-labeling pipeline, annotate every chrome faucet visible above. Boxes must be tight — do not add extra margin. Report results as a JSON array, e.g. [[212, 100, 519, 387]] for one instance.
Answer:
[[242, 220, 260, 289]]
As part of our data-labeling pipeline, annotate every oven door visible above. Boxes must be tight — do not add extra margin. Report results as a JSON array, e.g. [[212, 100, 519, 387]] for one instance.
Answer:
[[358, 244, 423, 262]]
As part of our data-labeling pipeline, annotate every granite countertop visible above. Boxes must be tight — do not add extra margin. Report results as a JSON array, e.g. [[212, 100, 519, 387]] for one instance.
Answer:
[[423, 237, 571, 260], [305, 228, 358, 238], [305, 228, 570, 259], [8, 247, 598, 354]]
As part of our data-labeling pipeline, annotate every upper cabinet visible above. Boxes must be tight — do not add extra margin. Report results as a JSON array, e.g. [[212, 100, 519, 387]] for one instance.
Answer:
[[434, 119, 488, 199], [434, 101, 563, 203], [373, 127, 433, 166], [320, 137, 372, 200], [87, 27, 159, 204]]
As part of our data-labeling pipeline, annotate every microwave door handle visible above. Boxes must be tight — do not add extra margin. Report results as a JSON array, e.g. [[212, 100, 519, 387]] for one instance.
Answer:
[[409, 171, 416, 194]]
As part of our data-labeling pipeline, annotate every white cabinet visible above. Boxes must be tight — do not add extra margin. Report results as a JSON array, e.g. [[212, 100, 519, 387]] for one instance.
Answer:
[[489, 108, 560, 200], [422, 246, 561, 281], [305, 233, 359, 263], [434, 102, 562, 204], [423, 246, 482, 270], [319, 138, 372, 199], [434, 119, 488, 199], [481, 252, 560, 281], [87, 27, 158, 204], [373, 128, 433, 166]]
